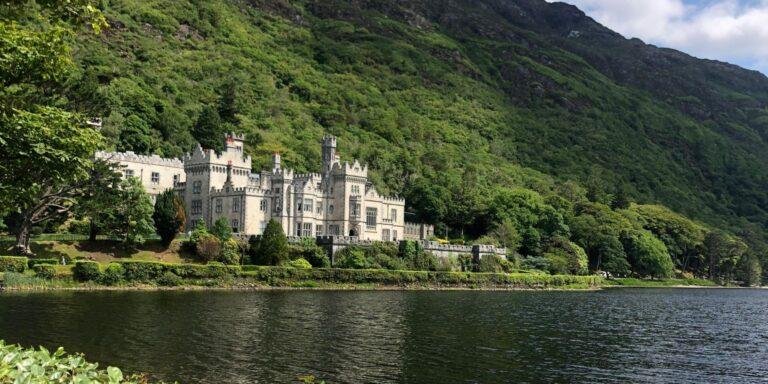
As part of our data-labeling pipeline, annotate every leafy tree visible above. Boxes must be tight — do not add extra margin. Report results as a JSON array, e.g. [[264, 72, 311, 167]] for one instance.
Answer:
[[210, 217, 232, 241], [488, 218, 522, 252], [192, 105, 223, 152], [736, 253, 762, 287], [704, 231, 748, 282], [0, 0, 105, 254], [116, 115, 154, 154], [152, 189, 186, 246], [631, 204, 707, 272], [622, 230, 674, 279], [544, 236, 588, 275], [611, 186, 632, 210], [73, 159, 123, 241], [404, 178, 448, 224], [107, 178, 155, 246], [258, 219, 288, 265], [189, 219, 208, 244]]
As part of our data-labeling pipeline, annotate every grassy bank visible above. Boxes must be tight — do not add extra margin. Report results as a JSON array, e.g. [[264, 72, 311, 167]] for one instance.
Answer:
[[607, 277, 719, 288], [0, 239, 189, 264], [0, 257, 605, 291]]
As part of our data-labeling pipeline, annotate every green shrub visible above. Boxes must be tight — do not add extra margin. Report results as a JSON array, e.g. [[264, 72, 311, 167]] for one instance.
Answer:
[[157, 271, 183, 286], [118, 260, 165, 282], [405, 250, 438, 271], [27, 258, 58, 268], [0, 256, 28, 273], [72, 261, 101, 282], [0, 340, 145, 383], [195, 233, 221, 262], [334, 247, 374, 269], [287, 258, 312, 269], [218, 238, 241, 265], [99, 263, 125, 286], [33, 264, 56, 279]]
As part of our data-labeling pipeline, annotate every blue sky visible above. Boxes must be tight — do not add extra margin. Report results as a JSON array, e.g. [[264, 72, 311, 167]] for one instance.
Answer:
[[551, 0, 768, 75]]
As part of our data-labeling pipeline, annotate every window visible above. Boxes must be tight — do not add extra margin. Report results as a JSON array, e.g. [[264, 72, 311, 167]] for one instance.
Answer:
[[316, 202, 322, 214], [232, 198, 240, 213], [151, 172, 160, 183], [260, 221, 267, 233], [366, 207, 377, 229], [215, 198, 222, 213], [232, 219, 239, 233], [124, 169, 134, 178], [303, 199, 313, 212], [173, 174, 179, 185], [296, 222, 302, 236], [392, 230, 398, 241], [329, 205, 334, 214], [302, 222, 312, 237], [350, 202, 360, 219], [382, 228, 390, 242], [191, 200, 202, 215], [316, 225, 323, 236], [351, 185, 360, 194], [192, 181, 202, 194], [391, 209, 397, 221], [297, 200, 303, 212], [260, 199, 268, 212], [329, 225, 340, 235]]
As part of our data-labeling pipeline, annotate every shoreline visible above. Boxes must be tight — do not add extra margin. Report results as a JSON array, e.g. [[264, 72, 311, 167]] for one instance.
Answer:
[[1, 280, 737, 293]]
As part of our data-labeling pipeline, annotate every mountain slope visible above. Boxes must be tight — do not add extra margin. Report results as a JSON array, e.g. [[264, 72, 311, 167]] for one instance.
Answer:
[[68, 0, 768, 234]]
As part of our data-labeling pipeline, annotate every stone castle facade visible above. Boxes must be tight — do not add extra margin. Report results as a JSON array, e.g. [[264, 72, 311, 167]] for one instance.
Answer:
[[95, 151, 185, 201], [99, 134, 414, 242]]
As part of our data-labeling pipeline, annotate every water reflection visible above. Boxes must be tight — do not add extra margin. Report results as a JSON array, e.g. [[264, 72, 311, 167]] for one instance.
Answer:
[[1, 289, 767, 383]]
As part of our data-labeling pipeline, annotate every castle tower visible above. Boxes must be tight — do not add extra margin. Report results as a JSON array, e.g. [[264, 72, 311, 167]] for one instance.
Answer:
[[272, 152, 281, 171], [322, 135, 337, 175]]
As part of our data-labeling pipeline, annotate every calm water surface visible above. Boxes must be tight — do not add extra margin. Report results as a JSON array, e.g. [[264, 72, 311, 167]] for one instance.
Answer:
[[1, 288, 767, 383]]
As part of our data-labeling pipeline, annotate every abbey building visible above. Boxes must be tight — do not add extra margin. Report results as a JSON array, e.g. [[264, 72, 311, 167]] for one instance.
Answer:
[[99, 134, 410, 242]]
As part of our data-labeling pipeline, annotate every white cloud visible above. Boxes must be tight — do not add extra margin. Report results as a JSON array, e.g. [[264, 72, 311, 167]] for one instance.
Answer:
[[551, 0, 768, 74]]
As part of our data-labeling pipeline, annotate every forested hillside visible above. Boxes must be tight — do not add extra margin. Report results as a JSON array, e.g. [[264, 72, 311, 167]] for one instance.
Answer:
[[50, 0, 768, 280]]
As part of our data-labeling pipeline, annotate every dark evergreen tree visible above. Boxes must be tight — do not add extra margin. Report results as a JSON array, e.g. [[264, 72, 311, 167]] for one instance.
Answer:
[[152, 189, 186, 247], [218, 81, 239, 124], [247, 235, 261, 264], [258, 219, 288, 265], [192, 105, 223, 152], [211, 217, 232, 241]]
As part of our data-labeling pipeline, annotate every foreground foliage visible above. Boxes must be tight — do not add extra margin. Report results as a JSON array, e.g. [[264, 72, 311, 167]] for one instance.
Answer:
[[0, 340, 153, 383]]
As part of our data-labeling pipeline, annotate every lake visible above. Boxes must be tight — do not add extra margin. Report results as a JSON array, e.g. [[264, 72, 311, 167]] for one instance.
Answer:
[[1, 288, 766, 383]]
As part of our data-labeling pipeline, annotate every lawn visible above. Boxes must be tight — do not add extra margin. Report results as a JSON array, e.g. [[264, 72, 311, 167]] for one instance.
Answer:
[[2, 239, 191, 264]]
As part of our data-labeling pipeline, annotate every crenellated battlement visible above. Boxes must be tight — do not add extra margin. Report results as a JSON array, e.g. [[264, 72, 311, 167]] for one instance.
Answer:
[[209, 186, 264, 195], [96, 151, 183, 168]]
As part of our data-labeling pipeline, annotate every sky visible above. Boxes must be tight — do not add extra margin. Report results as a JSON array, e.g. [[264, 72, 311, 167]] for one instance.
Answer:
[[550, 0, 768, 75]]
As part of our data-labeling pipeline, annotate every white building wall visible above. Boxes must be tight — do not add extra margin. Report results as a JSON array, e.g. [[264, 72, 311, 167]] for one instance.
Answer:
[[95, 151, 185, 200]]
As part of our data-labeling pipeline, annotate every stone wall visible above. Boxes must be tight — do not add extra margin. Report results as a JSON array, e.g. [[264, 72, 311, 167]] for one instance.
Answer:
[[313, 236, 507, 265]]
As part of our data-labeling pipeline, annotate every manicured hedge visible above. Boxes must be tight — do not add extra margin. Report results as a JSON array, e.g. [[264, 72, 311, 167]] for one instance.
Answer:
[[33, 264, 56, 279], [0, 256, 28, 273], [73, 261, 101, 282], [117, 260, 238, 281], [27, 258, 58, 268], [237, 266, 604, 288]]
